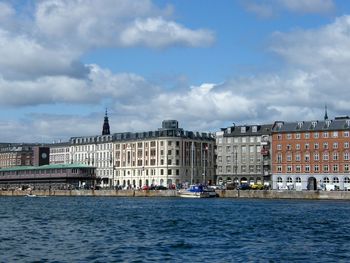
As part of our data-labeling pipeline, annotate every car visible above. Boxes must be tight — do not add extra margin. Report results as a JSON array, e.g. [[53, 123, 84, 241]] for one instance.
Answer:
[[239, 183, 250, 190], [142, 185, 150, 190], [155, 185, 168, 190], [250, 184, 264, 190]]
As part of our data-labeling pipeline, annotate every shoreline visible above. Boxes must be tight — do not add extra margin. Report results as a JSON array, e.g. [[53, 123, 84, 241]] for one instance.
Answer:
[[2, 189, 350, 200]]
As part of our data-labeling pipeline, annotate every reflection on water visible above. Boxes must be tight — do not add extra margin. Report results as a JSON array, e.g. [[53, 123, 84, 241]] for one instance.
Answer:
[[0, 197, 349, 262]]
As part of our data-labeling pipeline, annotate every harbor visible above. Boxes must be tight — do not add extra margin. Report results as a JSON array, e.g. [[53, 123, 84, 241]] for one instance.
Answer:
[[2, 189, 350, 200]]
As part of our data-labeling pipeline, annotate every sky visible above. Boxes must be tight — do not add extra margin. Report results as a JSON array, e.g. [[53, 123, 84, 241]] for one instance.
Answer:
[[1, 0, 350, 142]]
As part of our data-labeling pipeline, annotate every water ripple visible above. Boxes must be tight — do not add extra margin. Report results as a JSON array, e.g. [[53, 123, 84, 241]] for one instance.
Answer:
[[0, 197, 350, 262]]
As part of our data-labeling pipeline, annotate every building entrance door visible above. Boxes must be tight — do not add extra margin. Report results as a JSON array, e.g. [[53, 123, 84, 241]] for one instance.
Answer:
[[307, 177, 317, 190]]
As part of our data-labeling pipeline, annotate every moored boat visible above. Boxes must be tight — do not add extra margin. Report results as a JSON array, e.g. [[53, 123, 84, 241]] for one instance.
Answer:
[[178, 185, 217, 198]]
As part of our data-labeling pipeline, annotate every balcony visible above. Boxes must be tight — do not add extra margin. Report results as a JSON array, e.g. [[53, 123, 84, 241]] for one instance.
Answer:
[[261, 149, 269, 156]]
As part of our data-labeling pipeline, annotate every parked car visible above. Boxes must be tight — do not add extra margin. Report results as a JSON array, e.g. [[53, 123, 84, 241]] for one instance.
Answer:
[[239, 183, 250, 190], [142, 185, 150, 190], [250, 184, 264, 190], [155, 185, 168, 190]]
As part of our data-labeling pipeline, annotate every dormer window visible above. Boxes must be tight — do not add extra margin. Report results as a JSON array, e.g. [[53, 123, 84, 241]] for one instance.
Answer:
[[311, 121, 317, 129], [252, 126, 257, 133], [325, 120, 331, 128], [297, 122, 303, 129], [227, 127, 231, 134], [241, 126, 246, 133]]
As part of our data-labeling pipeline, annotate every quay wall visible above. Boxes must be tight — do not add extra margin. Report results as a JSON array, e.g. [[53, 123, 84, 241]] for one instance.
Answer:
[[1, 189, 350, 200]]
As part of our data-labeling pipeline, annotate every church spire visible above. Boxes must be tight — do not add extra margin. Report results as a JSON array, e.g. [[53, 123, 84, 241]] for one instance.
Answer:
[[102, 108, 110, 135], [324, 105, 328, 121]]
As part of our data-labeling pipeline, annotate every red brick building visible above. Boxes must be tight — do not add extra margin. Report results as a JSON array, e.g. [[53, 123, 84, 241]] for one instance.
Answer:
[[271, 117, 350, 190]]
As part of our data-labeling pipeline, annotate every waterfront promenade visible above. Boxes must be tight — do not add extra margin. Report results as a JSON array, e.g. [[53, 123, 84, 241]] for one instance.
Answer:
[[2, 189, 350, 200]]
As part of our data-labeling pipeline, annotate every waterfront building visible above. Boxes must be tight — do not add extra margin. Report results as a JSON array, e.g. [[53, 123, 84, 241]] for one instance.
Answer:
[[0, 164, 96, 190], [0, 143, 40, 168], [113, 120, 215, 188], [271, 116, 350, 190], [215, 124, 273, 186], [49, 141, 70, 164]]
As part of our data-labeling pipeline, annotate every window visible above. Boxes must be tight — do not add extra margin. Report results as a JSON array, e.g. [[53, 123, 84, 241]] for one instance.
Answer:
[[333, 142, 338, 149], [277, 177, 283, 183], [295, 154, 301, 162], [323, 132, 329, 138], [333, 164, 339, 172], [323, 177, 330, 183], [344, 152, 349, 161], [277, 144, 282, 150], [323, 152, 329, 161], [305, 133, 310, 139], [314, 143, 319, 150], [287, 165, 292, 172], [277, 154, 282, 163], [333, 152, 339, 161], [287, 134, 292, 139], [287, 154, 292, 162], [287, 144, 292, 150], [296, 177, 301, 183], [277, 134, 282, 140], [296, 165, 301, 172], [295, 133, 301, 139], [305, 144, 309, 150], [323, 165, 329, 173], [242, 137, 247, 143], [277, 166, 282, 172], [314, 165, 319, 172], [314, 153, 319, 161], [344, 131, 349, 137], [345, 142, 349, 149], [323, 143, 328, 149], [287, 177, 292, 183], [249, 146, 255, 153], [296, 144, 300, 150], [344, 177, 350, 183], [332, 131, 338, 138], [345, 164, 349, 173], [304, 153, 310, 162], [314, 132, 319, 139], [250, 137, 255, 143]]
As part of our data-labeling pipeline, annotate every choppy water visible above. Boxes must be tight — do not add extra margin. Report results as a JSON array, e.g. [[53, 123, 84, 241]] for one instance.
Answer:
[[0, 197, 350, 262]]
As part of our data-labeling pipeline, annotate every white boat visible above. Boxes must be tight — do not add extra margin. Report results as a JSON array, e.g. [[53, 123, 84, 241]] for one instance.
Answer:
[[178, 185, 217, 198], [25, 194, 37, 197]]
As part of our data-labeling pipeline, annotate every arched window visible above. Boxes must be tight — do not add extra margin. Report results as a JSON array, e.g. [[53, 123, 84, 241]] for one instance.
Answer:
[[333, 177, 339, 184], [287, 177, 293, 183], [344, 177, 350, 183], [296, 177, 301, 183], [323, 177, 330, 183], [277, 177, 283, 183], [227, 177, 232, 183]]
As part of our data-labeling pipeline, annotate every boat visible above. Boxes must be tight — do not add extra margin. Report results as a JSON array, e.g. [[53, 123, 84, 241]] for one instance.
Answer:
[[25, 194, 37, 197], [178, 184, 218, 198]]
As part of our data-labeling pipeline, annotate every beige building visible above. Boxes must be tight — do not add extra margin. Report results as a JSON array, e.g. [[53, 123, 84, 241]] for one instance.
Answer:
[[113, 120, 215, 188]]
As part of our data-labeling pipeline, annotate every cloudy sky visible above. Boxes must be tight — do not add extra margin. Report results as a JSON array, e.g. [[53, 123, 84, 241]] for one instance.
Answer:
[[1, 0, 350, 142]]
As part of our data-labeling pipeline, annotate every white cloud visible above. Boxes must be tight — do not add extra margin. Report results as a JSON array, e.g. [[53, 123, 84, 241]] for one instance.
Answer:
[[120, 17, 214, 48], [35, 0, 213, 49], [244, 0, 335, 17], [278, 0, 335, 14]]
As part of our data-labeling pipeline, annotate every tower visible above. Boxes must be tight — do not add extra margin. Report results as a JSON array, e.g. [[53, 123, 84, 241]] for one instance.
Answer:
[[102, 109, 110, 135], [324, 105, 328, 121]]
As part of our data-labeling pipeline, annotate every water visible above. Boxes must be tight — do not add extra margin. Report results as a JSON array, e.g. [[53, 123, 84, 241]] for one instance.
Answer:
[[0, 197, 350, 262]]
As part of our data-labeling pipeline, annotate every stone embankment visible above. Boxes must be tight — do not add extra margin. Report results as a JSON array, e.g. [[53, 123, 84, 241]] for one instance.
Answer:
[[2, 189, 350, 200]]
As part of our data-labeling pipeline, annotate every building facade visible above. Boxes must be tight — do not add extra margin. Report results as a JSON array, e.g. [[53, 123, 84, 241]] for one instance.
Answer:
[[49, 142, 70, 164], [271, 117, 350, 190], [69, 134, 114, 188], [113, 120, 215, 188], [0, 144, 40, 168], [215, 124, 273, 186]]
